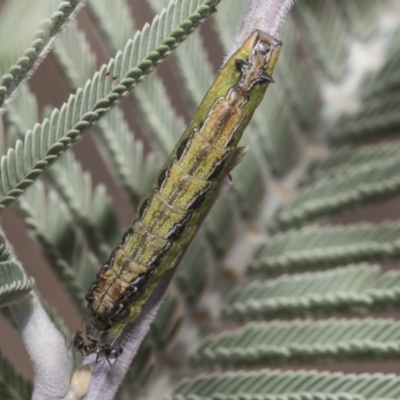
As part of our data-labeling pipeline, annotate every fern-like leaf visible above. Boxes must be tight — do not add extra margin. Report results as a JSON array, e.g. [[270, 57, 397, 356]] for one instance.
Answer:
[[52, 19, 96, 88], [169, 394, 364, 400], [86, 0, 135, 52], [48, 152, 119, 260], [0, 262, 34, 308], [176, 234, 214, 306], [253, 85, 300, 176], [293, 0, 348, 81], [192, 318, 400, 369], [204, 192, 239, 256], [305, 141, 400, 184], [225, 264, 376, 318], [250, 222, 400, 276], [0, 0, 85, 113], [330, 91, 400, 144], [337, 0, 381, 40], [17, 181, 94, 314], [4, 85, 39, 136], [0, 233, 34, 307], [224, 264, 400, 320], [150, 290, 184, 353], [85, 0, 188, 155], [0, 0, 220, 212], [96, 108, 160, 205], [173, 32, 214, 105], [170, 369, 400, 399], [51, 17, 159, 206], [270, 154, 400, 232], [213, 0, 246, 49], [276, 15, 322, 130], [134, 75, 186, 153], [362, 37, 400, 99]]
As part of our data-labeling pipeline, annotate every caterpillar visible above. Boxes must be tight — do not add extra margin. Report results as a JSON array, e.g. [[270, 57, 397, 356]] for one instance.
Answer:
[[74, 30, 282, 361]]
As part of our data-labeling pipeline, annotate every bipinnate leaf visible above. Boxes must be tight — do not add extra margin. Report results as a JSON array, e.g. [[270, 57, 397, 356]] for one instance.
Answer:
[[17, 181, 90, 314], [0, 0, 221, 213], [0, 0, 85, 113], [170, 369, 400, 399], [52, 19, 159, 207], [305, 141, 400, 184], [250, 222, 400, 276], [361, 29, 400, 99], [330, 91, 400, 144], [87, 0, 187, 156], [176, 234, 213, 306], [0, 234, 34, 308], [4, 85, 39, 136], [293, 0, 348, 81], [96, 108, 159, 206], [0, 262, 34, 308], [270, 153, 400, 232], [192, 318, 400, 369], [338, 0, 381, 40], [87, 0, 135, 52], [150, 291, 184, 353], [52, 20, 96, 88], [225, 264, 400, 320], [48, 152, 119, 260]]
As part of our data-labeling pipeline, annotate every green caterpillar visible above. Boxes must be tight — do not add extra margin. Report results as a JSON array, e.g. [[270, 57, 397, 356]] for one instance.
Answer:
[[74, 30, 282, 361]]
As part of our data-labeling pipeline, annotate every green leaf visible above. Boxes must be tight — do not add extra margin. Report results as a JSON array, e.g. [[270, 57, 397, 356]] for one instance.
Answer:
[[134, 74, 186, 154], [4, 85, 38, 136], [305, 141, 400, 184], [0, 119, 4, 156], [330, 91, 400, 144], [87, 0, 135, 52], [192, 318, 400, 369], [52, 17, 160, 207], [293, 0, 348, 81], [48, 152, 120, 260], [96, 108, 159, 206], [169, 395, 364, 400], [270, 152, 400, 232], [0, 0, 221, 212], [250, 222, 400, 276], [337, 0, 381, 40], [171, 369, 400, 399], [151, 291, 184, 353], [224, 264, 387, 320], [204, 192, 239, 257], [276, 15, 322, 130], [0, 0, 85, 112], [176, 234, 214, 306], [0, 262, 34, 308], [0, 234, 34, 308], [52, 20, 96, 88], [17, 181, 92, 314]]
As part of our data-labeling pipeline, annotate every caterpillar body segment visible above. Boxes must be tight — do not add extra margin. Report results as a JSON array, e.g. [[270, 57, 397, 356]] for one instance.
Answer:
[[74, 30, 282, 360]]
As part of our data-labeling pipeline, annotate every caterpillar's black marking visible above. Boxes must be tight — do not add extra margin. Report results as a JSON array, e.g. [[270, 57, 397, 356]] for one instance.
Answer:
[[166, 213, 192, 241], [187, 182, 213, 211], [138, 197, 151, 218], [206, 150, 231, 180], [158, 164, 170, 189], [176, 130, 195, 160]]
